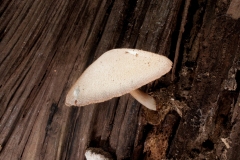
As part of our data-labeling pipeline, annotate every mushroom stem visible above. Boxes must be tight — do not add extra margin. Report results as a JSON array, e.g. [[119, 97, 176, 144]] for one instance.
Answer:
[[129, 89, 156, 110]]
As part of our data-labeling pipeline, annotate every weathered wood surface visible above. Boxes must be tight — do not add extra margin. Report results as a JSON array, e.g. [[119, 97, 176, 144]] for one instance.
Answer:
[[0, 0, 240, 159], [168, 1, 240, 159]]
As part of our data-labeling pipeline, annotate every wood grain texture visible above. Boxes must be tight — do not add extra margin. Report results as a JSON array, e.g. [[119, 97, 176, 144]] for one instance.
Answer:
[[1, 0, 240, 159], [0, 0, 182, 159]]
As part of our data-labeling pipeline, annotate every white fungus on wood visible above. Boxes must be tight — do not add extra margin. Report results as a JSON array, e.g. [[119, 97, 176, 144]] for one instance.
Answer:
[[85, 148, 113, 160], [66, 48, 172, 110]]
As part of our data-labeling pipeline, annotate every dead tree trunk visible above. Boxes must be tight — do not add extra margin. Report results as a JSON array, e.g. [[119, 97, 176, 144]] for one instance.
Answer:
[[0, 0, 239, 159]]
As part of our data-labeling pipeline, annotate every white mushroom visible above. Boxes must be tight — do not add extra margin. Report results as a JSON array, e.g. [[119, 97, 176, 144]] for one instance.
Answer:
[[85, 148, 113, 160], [65, 48, 172, 110]]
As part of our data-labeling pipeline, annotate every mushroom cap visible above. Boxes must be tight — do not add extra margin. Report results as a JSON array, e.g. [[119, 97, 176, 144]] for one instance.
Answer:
[[65, 48, 172, 107], [85, 148, 113, 160]]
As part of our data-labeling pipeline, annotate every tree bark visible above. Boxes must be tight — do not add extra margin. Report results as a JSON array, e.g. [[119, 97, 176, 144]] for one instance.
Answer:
[[0, 0, 239, 159]]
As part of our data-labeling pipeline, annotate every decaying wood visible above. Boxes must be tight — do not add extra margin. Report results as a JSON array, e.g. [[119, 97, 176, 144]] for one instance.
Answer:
[[167, 0, 240, 159], [0, 0, 239, 159], [172, 0, 191, 81]]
